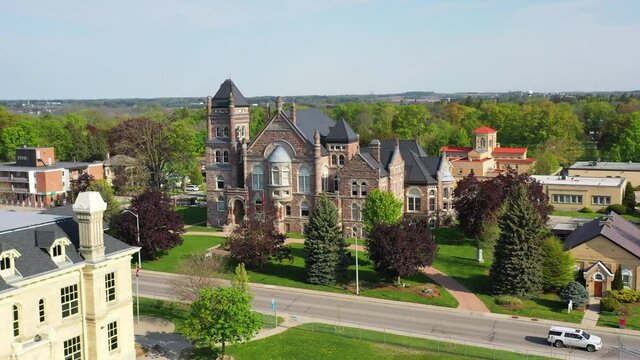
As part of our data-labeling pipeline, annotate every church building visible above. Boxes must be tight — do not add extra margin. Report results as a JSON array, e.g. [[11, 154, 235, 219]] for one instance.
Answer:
[[205, 79, 454, 236]]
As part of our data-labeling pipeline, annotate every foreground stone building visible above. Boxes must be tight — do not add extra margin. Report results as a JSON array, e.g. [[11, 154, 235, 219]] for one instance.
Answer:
[[205, 79, 454, 236], [0, 192, 138, 359]]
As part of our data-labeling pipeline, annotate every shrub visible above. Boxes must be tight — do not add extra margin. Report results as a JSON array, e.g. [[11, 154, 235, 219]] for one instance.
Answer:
[[612, 267, 624, 291], [609, 204, 628, 215], [494, 295, 523, 306], [600, 297, 621, 312], [579, 207, 594, 213], [560, 281, 589, 307], [610, 288, 640, 303], [597, 207, 609, 214]]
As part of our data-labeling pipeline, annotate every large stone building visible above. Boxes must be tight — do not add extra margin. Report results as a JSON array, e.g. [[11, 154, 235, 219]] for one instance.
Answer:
[[0, 192, 138, 359], [441, 126, 536, 180], [205, 79, 454, 235], [0, 147, 104, 208]]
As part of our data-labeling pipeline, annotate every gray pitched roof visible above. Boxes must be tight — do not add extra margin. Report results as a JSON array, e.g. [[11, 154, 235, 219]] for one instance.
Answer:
[[564, 212, 640, 258], [212, 79, 249, 107], [295, 109, 335, 140], [360, 152, 389, 176], [0, 211, 135, 292], [326, 118, 358, 143], [380, 140, 438, 185]]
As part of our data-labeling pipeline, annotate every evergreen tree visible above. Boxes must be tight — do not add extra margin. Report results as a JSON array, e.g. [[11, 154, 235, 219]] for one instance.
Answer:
[[623, 182, 636, 212], [304, 194, 349, 285], [612, 266, 624, 291], [560, 281, 589, 307], [541, 237, 575, 292], [490, 185, 545, 297]]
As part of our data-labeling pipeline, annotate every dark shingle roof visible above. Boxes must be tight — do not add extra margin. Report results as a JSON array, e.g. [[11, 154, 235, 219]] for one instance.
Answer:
[[212, 79, 249, 107], [564, 212, 640, 258], [380, 140, 438, 185], [326, 118, 358, 143], [360, 152, 389, 176], [295, 109, 335, 141]]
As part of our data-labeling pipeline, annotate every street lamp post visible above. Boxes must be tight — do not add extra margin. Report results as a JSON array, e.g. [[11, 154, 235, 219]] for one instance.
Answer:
[[123, 209, 141, 324], [355, 236, 360, 295]]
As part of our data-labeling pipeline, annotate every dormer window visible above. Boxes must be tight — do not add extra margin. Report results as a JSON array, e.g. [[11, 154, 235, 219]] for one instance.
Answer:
[[0, 249, 21, 280], [49, 238, 71, 264]]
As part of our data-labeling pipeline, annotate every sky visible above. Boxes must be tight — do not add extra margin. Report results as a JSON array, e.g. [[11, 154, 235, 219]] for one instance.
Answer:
[[1, 0, 639, 99]]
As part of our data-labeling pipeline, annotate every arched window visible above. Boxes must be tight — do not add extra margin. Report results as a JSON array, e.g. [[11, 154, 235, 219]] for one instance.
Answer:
[[282, 166, 290, 186], [285, 205, 291, 216], [334, 175, 339, 192], [271, 166, 280, 185], [360, 182, 367, 197], [252, 166, 264, 190], [215, 150, 222, 163], [339, 155, 345, 166], [322, 166, 329, 192], [331, 155, 337, 166], [352, 227, 358, 238], [408, 188, 421, 212], [39, 299, 46, 323], [216, 127, 221, 137], [351, 203, 360, 221], [351, 181, 358, 196], [429, 189, 436, 196], [13, 304, 19, 337], [594, 273, 604, 281], [217, 196, 226, 211], [298, 167, 310, 193], [223, 151, 229, 163], [216, 175, 224, 189], [623, 268, 633, 288], [223, 127, 229, 137], [301, 202, 310, 217]]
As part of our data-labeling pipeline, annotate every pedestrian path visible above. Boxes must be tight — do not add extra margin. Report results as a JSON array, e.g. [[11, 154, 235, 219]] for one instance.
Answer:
[[581, 297, 600, 327]]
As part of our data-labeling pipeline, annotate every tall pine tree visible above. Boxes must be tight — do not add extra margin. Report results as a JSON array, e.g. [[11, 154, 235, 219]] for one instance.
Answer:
[[623, 182, 636, 212], [304, 195, 349, 285], [490, 185, 545, 298]]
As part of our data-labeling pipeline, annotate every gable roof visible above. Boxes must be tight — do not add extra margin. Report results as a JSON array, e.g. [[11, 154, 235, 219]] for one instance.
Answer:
[[325, 118, 358, 143], [564, 212, 640, 258], [380, 140, 438, 185], [474, 125, 497, 134], [295, 109, 335, 141], [360, 152, 389, 177], [212, 79, 249, 107]]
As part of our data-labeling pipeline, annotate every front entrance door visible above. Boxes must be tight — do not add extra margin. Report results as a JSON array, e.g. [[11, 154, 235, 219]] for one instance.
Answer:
[[233, 200, 245, 224], [594, 281, 603, 297]]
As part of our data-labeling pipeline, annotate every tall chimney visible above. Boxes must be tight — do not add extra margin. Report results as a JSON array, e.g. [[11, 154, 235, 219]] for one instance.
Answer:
[[276, 96, 283, 112], [369, 139, 381, 162], [73, 192, 107, 261], [206, 96, 213, 140], [290, 100, 297, 125]]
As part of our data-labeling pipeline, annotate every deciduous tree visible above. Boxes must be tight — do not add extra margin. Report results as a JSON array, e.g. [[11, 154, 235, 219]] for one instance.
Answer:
[[541, 237, 575, 292], [624, 182, 636, 212], [86, 179, 120, 223], [362, 189, 403, 234]]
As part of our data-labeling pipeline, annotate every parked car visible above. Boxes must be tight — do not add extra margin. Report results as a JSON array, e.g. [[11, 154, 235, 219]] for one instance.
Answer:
[[185, 185, 200, 191], [547, 326, 602, 352]]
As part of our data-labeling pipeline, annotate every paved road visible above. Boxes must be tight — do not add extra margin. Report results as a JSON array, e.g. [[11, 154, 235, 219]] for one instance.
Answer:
[[135, 271, 640, 359]]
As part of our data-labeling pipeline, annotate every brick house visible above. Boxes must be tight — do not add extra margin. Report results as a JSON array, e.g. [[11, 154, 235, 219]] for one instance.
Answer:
[[205, 79, 454, 236]]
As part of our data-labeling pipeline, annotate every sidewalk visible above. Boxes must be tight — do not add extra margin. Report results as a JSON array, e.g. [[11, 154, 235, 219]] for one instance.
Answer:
[[581, 297, 601, 327], [421, 266, 490, 313]]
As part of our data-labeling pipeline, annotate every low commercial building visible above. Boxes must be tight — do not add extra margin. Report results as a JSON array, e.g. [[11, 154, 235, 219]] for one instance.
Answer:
[[565, 213, 640, 297], [0, 147, 103, 207], [569, 161, 640, 186], [532, 175, 626, 212], [0, 192, 138, 359]]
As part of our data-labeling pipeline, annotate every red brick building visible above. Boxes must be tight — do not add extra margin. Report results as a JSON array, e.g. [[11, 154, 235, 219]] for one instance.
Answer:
[[206, 80, 454, 236]]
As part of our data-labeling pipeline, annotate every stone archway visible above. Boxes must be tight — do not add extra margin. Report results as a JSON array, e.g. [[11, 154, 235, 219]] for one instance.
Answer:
[[233, 199, 245, 223]]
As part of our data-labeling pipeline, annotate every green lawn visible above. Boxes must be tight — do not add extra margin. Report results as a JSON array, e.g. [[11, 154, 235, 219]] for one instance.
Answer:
[[598, 302, 640, 330], [432, 227, 583, 323], [552, 210, 640, 222], [143, 235, 226, 273], [223, 323, 551, 360], [176, 206, 207, 225], [186, 226, 222, 233], [286, 233, 305, 239], [246, 243, 458, 308]]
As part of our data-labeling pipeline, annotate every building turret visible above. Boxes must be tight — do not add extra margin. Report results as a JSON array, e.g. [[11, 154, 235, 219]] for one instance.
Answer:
[[314, 130, 322, 193], [369, 139, 381, 162], [73, 192, 107, 261]]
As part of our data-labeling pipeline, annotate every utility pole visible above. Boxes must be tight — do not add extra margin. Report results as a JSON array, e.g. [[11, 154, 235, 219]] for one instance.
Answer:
[[355, 236, 360, 295], [123, 209, 141, 324]]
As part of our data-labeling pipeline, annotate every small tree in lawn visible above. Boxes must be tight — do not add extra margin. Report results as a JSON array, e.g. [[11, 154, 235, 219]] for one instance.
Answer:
[[366, 217, 437, 285], [183, 286, 261, 357], [623, 182, 636, 212], [111, 190, 184, 259], [560, 281, 589, 307], [362, 189, 403, 234], [490, 185, 545, 298], [225, 206, 290, 269], [541, 236, 575, 292], [612, 266, 624, 291], [304, 194, 349, 285]]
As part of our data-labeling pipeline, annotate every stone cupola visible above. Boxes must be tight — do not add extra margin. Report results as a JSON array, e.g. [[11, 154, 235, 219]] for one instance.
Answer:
[[73, 192, 107, 262]]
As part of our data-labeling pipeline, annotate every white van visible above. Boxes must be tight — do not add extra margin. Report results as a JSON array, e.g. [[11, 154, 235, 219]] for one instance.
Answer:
[[547, 326, 602, 352]]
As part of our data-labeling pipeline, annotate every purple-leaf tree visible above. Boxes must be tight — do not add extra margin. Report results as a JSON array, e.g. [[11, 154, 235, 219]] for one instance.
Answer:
[[225, 206, 291, 269], [366, 217, 437, 284], [112, 190, 184, 259]]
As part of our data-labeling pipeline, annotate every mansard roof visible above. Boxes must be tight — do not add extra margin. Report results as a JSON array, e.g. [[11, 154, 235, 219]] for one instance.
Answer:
[[325, 118, 358, 143], [212, 79, 249, 108]]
